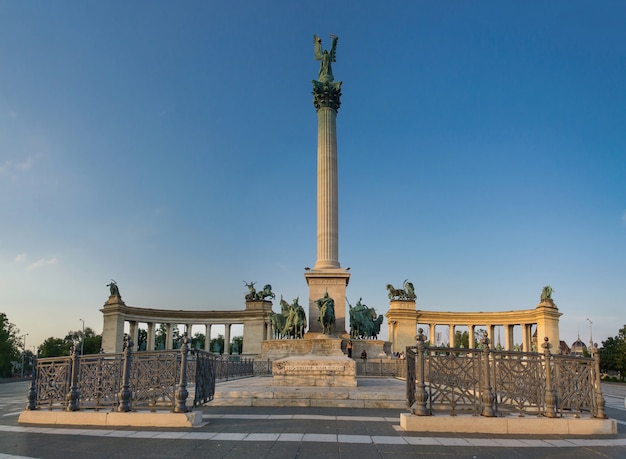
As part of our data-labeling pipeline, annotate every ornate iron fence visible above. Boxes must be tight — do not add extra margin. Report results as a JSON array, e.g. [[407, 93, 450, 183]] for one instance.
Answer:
[[407, 329, 607, 418], [25, 333, 237, 412], [356, 359, 407, 378]]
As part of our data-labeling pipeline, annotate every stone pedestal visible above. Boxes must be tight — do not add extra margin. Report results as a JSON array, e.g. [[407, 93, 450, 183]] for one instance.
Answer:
[[535, 300, 562, 354], [100, 296, 127, 353], [385, 300, 418, 354], [305, 269, 350, 334], [242, 300, 272, 355], [271, 336, 356, 387]]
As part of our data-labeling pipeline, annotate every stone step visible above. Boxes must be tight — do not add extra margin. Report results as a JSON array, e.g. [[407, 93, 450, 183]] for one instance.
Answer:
[[208, 376, 407, 409]]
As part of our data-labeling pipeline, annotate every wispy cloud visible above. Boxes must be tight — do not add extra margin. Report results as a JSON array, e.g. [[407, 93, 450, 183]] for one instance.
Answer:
[[16, 157, 33, 171], [0, 156, 35, 175], [14, 253, 59, 270], [26, 258, 58, 271], [14, 253, 28, 263]]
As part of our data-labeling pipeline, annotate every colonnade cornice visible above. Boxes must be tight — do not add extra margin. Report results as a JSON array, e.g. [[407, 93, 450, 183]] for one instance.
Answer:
[[100, 303, 269, 323], [415, 307, 562, 325]]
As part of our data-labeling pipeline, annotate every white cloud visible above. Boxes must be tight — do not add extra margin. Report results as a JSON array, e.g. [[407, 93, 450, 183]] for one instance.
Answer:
[[26, 258, 58, 271], [0, 156, 34, 175], [15, 253, 28, 263], [16, 157, 33, 171]]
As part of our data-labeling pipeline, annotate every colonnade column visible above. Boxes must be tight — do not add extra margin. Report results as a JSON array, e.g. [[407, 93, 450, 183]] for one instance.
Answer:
[[449, 325, 455, 348], [469, 324, 475, 348], [147, 322, 155, 351], [224, 324, 231, 355], [129, 321, 139, 350], [487, 325, 495, 346], [166, 324, 173, 350], [504, 325, 513, 351], [522, 324, 532, 352], [205, 324, 212, 351], [429, 324, 436, 346]]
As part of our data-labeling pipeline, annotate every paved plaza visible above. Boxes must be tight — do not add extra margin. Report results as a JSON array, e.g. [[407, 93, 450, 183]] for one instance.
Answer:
[[1, 379, 626, 458]]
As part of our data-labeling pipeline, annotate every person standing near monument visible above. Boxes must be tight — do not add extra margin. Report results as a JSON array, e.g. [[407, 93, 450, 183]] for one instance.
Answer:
[[347, 340, 353, 358]]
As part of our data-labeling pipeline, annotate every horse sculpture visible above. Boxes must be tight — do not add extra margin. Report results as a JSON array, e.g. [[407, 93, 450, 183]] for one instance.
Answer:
[[316, 292, 335, 335], [283, 297, 306, 339], [268, 296, 307, 339], [268, 311, 286, 339], [256, 284, 276, 301], [349, 298, 384, 339]]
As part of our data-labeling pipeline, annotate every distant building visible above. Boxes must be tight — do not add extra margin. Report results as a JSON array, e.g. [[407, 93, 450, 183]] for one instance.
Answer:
[[559, 341, 571, 355], [570, 337, 588, 357]]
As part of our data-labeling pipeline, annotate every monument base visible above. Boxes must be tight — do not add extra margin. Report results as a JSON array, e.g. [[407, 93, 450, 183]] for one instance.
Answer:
[[272, 355, 356, 387], [271, 336, 356, 387]]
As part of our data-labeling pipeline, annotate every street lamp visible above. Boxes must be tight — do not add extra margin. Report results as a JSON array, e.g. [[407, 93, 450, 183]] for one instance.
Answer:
[[20, 333, 29, 378], [586, 318, 593, 350], [80, 319, 85, 355]]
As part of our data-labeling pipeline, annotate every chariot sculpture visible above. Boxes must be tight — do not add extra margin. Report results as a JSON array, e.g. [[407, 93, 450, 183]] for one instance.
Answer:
[[244, 281, 276, 301], [386, 279, 416, 301]]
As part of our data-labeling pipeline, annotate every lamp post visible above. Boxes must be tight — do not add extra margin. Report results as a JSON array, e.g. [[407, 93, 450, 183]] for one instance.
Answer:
[[20, 333, 29, 377], [586, 318, 593, 350], [80, 319, 85, 355]]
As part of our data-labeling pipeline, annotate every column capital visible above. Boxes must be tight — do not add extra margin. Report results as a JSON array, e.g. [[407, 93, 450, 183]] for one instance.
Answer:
[[312, 80, 342, 111]]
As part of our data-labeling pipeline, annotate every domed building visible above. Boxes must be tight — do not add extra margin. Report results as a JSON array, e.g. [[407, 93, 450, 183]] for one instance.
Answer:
[[570, 336, 588, 357]]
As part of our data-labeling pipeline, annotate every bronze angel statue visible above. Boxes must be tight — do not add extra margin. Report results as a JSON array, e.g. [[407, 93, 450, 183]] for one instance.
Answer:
[[314, 34, 338, 83]]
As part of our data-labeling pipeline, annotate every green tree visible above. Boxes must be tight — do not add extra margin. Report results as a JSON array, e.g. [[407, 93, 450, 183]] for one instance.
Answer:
[[231, 336, 243, 354], [64, 327, 102, 355], [210, 334, 225, 354], [155, 324, 167, 349], [0, 313, 21, 377], [192, 332, 205, 350], [600, 325, 626, 380], [137, 329, 147, 351], [39, 337, 70, 358], [154, 324, 181, 349], [454, 330, 470, 348]]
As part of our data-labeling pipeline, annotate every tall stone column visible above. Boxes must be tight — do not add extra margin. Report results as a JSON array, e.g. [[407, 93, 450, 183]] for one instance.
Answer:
[[305, 36, 350, 334]]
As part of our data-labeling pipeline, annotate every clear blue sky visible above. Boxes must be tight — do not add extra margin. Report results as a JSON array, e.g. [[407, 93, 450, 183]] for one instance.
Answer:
[[1, 1, 624, 350]]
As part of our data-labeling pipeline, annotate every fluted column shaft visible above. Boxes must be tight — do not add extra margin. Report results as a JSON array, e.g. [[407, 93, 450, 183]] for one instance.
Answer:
[[315, 105, 340, 269]]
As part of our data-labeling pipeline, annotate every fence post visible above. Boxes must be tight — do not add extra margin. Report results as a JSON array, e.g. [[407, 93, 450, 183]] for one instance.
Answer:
[[591, 343, 607, 419], [66, 345, 81, 411], [27, 355, 37, 411], [411, 329, 430, 416], [480, 337, 496, 417], [542, 337, 557, 418], [174, 333, 189, 413], [117, 335, 133, 412]]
